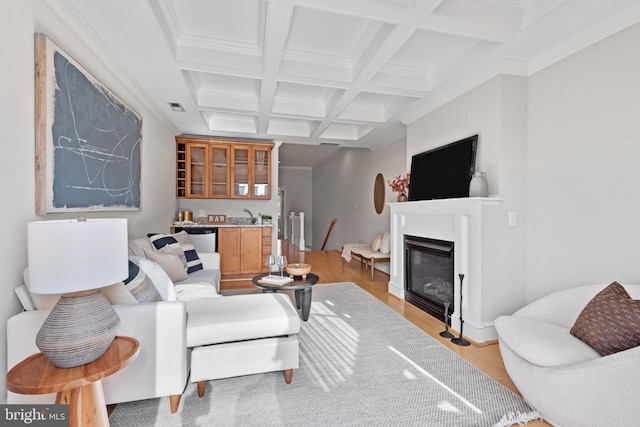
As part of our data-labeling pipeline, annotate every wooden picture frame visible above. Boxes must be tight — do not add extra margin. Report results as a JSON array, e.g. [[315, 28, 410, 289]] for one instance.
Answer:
[[35, 33, 142, 214], [373, 173, 385, 214]]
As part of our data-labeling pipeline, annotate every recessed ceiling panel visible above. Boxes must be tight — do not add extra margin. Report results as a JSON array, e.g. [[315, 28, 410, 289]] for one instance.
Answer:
[[186, 71, 260, 112], [267, 118, 319, 137], [338, 92, 417, 123], [196, 72, 259, 96], [203, 111, 258, 133], [170, 0, 263, 44], [286, 7, 373, 59], [369, 65, 431, 93], [320, 123, 376, 140], [371, 0, 418, 9], [389, 29, 468, 69], [434, 0, 522, 30], [273, 82, 343, 118]]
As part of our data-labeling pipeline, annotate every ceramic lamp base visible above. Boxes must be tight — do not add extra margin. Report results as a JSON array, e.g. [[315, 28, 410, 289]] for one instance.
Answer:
[[36, 291, 120, 368]]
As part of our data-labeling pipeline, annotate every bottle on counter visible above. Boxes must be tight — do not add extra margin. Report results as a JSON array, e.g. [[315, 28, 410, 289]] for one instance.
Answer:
[[257, 213, 263, 225], [177, 208, 183, 222]]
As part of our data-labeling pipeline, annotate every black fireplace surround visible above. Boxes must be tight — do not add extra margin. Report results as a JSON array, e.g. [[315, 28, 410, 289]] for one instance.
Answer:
[[404, 235, 454, 322]]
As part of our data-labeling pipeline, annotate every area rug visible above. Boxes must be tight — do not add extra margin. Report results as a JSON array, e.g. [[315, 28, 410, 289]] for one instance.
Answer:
[[110, 282, 537, 426]]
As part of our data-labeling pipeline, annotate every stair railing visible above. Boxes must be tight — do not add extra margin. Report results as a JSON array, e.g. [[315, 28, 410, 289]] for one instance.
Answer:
[[288, 212, 305, 250]]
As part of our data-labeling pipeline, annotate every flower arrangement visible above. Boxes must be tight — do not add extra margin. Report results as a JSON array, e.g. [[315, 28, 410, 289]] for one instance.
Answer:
[[388, 172, 410, 195]]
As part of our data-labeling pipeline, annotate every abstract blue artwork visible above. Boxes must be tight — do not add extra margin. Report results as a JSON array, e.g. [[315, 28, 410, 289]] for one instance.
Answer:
[[35, 33, 142, 214]]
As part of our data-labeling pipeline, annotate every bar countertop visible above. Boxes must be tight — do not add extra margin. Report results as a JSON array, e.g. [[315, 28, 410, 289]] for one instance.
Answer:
[[172, 222, 273, 228]]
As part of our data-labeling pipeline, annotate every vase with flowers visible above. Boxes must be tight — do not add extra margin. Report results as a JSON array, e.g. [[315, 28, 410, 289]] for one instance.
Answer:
[[388, 172, 410, 202]]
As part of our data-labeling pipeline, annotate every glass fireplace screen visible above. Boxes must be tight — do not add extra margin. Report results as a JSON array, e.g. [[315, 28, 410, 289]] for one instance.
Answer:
[[404, 235, 454, 319]]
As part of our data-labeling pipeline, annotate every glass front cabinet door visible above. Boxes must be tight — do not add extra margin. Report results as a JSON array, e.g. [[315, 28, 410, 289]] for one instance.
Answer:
[[209, 144, 230, 198], [186, 143, 208, 198], [231, 145, 250, 198], [177, 137, 273, 199], [252, 146, 271, 199]]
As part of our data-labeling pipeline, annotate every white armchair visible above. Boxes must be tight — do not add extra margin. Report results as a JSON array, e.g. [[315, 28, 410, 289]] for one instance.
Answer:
[[495, 283, 640, 427]]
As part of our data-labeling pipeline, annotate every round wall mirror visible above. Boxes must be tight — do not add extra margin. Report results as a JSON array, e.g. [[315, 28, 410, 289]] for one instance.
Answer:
[[374, 173, 385, 214]]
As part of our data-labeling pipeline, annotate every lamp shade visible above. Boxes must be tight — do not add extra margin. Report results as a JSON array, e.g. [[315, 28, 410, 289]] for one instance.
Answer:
[[28, 218, 128, 368], [27, 218, 128, 294]]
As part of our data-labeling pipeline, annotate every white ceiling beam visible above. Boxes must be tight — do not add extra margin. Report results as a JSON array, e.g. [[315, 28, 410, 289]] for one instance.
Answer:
[[417, 13, 516, 43], [311, 1, 442, 138], [257, 0, 295, 134], [292, 0, 442, 24]]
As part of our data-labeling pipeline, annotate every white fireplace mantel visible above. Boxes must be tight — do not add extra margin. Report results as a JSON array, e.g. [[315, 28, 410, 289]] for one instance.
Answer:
[[388, 197, 507, 343]]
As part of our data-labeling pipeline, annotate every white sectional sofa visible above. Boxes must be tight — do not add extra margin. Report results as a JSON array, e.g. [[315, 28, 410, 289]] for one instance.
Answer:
[[127, 233, 221, 300], [8, 232, 222, 412], [8, 231, 300, 414]]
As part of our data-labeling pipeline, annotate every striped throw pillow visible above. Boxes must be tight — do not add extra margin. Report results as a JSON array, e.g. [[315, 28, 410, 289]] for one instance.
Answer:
[[147, 234, 187, 268], [172, 231, 204, 274], [148, 232, 203, 274], [123, 260, 162, 302]]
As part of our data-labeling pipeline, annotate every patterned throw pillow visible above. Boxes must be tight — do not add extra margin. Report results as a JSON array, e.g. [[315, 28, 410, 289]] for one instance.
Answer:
[[570, 282, 640, 356], [148, 232, 203, 274], [172, 231, 204, 273], [123, 260, 162, 303], [147, 234, 187, 268]]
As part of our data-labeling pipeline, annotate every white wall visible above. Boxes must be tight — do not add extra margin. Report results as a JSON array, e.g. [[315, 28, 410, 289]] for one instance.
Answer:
[[0, 0, 177, 401], [406, 22, 640, 307], [526, 23, 640, 301], [407, 75, 529, 319], [279, 167, 313, 247], [312, 140, 406, 258]]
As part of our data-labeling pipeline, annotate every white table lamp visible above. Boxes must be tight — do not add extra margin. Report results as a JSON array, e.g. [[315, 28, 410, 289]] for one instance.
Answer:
[[27, 218, 128, 368]]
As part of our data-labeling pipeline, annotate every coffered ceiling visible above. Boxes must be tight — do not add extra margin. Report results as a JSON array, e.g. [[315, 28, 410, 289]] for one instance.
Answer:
[[49, 0, 640, 166]]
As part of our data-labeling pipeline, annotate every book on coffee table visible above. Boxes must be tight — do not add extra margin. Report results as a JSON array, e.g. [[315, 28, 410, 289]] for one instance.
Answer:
[[258, 275, 294, 286]]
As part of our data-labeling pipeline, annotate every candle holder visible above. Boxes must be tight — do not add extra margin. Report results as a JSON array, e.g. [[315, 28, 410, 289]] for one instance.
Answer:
[[439, 300, 454, 339], [452, 273, 470, 346]]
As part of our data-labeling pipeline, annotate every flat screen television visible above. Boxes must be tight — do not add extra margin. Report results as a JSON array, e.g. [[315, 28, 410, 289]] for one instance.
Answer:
[[408, 134, 478, 201]]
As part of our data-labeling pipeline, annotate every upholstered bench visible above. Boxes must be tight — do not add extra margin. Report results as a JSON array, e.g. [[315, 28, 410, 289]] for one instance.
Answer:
[[350, 246, 391, 280], [342, 231, 391, 280], [186, 293, 301, 397]]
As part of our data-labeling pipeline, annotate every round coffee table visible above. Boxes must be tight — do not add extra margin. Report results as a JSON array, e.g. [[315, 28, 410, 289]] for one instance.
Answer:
[[252, 273, 319, 321]]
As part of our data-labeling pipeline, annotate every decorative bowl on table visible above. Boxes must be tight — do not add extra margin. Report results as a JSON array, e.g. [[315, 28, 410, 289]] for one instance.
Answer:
[[285, 263, 311, 279]]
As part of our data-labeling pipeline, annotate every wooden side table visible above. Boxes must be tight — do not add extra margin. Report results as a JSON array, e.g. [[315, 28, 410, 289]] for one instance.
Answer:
[[6, 336, 139, 427]]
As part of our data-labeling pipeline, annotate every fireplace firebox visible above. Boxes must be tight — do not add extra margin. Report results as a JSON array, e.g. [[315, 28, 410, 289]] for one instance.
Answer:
[[404, 235, 454, 322]]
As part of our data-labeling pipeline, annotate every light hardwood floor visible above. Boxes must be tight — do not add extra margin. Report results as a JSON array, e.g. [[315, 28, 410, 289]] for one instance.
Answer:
[[221, 241, 551, 427]]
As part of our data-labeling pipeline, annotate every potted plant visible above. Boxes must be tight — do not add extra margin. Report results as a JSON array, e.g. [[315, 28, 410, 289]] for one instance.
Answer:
[[388, 172, 410, 202], [262, 214, 272, 224]]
